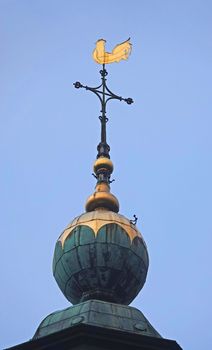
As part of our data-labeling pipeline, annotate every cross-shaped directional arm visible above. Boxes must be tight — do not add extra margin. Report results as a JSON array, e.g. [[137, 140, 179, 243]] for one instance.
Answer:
[[73, 64, 133, 159]]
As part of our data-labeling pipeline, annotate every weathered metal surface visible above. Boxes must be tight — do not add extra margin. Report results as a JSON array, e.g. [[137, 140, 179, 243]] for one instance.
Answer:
[[58, 209, 144, 247], [53, 219, 149, 305], [33, 300, 161, 340]]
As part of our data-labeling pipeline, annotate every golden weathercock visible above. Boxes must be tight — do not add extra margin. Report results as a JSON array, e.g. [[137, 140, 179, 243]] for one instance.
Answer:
[[92, 38, 132, 64]]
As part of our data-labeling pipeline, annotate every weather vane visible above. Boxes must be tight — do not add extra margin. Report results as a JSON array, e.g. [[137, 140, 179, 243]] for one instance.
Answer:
[[73, 38, 133, 159]]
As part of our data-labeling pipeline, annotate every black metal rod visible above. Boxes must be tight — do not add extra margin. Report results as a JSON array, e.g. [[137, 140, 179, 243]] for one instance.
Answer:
[[101, 64, 107, 144]]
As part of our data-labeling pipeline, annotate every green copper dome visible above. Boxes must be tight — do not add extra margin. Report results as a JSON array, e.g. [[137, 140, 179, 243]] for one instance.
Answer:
[[53, 210, 149, 305]]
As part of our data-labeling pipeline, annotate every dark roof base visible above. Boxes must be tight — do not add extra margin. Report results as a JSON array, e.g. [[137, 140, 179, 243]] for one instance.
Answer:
[[7, 323, 182, 350]]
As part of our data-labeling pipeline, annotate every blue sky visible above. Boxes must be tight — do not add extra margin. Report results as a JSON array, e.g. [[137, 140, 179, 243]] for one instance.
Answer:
[[1, 1, 212, 349]]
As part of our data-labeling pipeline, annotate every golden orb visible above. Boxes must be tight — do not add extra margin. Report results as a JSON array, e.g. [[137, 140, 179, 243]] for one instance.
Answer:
[[85, 191, 119, 212], [93, 157, 114, 174], [85, 182, 119, 212]]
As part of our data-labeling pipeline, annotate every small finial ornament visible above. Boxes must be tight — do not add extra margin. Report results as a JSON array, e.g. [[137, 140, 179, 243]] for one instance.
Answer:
[[130, 214, 138, 225], [85, 157, 119, 212]]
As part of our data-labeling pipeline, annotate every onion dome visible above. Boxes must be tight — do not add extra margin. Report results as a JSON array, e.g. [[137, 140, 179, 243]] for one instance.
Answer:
[[53, 208, 148, 305]]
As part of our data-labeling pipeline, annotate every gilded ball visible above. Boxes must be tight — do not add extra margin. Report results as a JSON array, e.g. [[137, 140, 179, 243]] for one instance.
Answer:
[[93, 157, 114, 174]]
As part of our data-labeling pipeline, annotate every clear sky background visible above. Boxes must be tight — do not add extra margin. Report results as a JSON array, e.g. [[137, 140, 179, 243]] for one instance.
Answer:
[[1, 1, 211, 349]]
